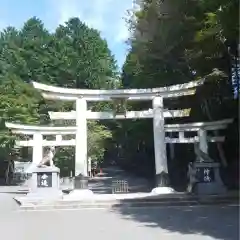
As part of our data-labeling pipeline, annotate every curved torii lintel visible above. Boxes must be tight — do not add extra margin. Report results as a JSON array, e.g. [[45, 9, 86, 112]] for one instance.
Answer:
[[5, 122, 76, 135], [31, 79, 205, 101]]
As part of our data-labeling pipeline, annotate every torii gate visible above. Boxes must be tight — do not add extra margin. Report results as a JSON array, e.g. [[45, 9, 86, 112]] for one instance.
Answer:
[[5, 78, 233, 194], [5, 123, 76, 165], [29, 80, 205, 193]]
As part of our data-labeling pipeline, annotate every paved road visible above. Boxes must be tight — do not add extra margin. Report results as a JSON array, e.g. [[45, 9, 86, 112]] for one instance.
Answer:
[[0, 193, 238, 240]]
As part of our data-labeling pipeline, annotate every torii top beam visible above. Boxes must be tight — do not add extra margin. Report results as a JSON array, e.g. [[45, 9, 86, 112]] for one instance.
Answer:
[[31, 80, 204, 101]]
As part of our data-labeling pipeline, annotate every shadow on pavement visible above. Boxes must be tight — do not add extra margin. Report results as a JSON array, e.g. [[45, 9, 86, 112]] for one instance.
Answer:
[[112, 204, 239, 240]]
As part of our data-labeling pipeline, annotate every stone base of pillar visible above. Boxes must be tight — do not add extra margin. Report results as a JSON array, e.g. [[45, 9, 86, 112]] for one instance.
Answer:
[[155, 172, 170, 187], [152, 172, 175, 194], [151, 186, 175, 194], [64, 189, 94, 200]]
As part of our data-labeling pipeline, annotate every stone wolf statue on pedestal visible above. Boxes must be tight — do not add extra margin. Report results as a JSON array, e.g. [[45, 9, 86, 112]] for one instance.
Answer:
[[38, 146, 56, 167], [26, 146, 56, 173]]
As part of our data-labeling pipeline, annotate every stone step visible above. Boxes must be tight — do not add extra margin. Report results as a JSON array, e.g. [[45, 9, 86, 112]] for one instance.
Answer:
[[19, 200, 239, 211], [18, 193, 239, 211]]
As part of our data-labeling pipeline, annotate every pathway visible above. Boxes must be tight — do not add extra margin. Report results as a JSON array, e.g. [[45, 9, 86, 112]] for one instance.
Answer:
[[87, 166, 152, 194], [0, 168, 238, 240], [0, 201, 238, 240]]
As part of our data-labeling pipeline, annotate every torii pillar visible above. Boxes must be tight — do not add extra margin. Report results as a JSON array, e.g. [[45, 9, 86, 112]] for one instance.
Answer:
[[75, 98, 88, 177], [152, 96, 173, 193]]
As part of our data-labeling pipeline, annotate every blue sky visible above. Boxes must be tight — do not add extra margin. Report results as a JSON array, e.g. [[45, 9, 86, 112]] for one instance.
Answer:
[[0, 0, 136, 68]]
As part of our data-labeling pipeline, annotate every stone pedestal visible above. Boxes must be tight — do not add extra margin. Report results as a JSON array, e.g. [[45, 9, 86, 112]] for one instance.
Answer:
[[151, 186, 175, 194], [26, 166, 63, 200], [64, 174, 93, 200], [191, 162, 226, 195], [61, 177, 74, 190]]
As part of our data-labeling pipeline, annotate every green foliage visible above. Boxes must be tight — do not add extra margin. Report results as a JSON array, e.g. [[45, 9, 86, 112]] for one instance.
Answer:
[[0, 73, 41, 159], [0, 17, 118, 166], [88, 121, 112, 162], [0, 2, 238, 185], [113, 0, 239, 180]]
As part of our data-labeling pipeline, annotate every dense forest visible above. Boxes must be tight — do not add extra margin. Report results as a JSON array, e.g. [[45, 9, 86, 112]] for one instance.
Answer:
[[115, 0, 239, 189], [0, 17, 119, 175], [0, 0, 239, 188]]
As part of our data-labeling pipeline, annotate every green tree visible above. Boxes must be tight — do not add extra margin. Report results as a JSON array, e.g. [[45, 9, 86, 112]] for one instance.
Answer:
[[0, 17, 118, 171], [0, 73, 41, 159], [53, 17, 118, 89], [113, 0, 239, 185]]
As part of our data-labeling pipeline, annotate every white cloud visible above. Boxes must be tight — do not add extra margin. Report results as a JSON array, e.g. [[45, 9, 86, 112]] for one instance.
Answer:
[[52, 0, 135, 44]]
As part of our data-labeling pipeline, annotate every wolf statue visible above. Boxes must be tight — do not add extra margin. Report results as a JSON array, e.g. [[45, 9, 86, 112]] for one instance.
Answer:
[[26, 146, 56, 173], [38, 146, 56, 167]]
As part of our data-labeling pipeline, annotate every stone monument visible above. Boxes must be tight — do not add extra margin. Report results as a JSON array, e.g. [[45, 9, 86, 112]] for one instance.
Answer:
[[189, 144, 227, 194], [24, 146, 63, 200], [26, 165, 63, 200]]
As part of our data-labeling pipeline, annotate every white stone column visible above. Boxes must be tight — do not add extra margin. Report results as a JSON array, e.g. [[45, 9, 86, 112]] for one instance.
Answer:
[[32, 133, 43, 165], [56, 135, 62, 142], [75, 98, 88, 176], [198, 128, 208, 162], [88, 157, 92, 177], [152, 96, 170, 189], [198, 129, 208, 153]]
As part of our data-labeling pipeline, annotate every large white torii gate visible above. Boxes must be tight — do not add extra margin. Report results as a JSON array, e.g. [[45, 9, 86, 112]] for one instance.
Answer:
[[4, 78, 233, 194], [29, 80, 205, 192]]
